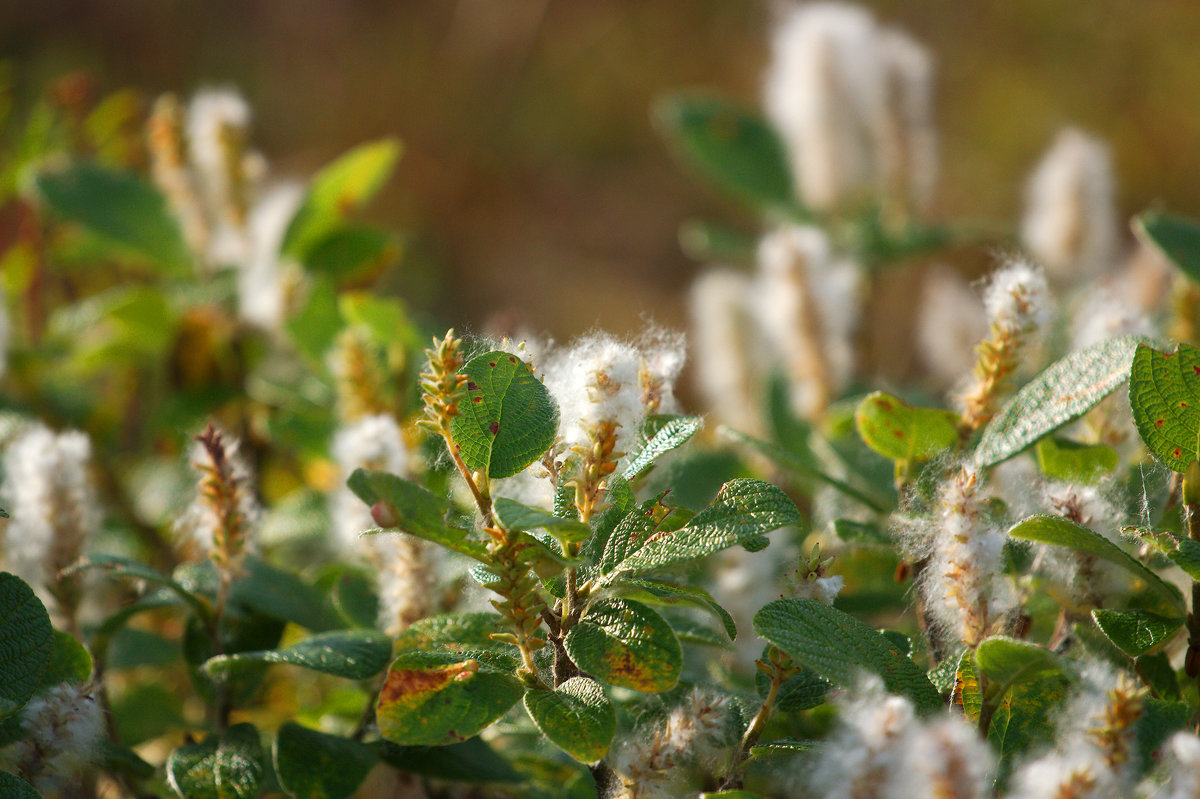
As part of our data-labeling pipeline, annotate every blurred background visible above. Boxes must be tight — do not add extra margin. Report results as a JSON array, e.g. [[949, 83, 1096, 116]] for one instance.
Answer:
[[5, 0, 1200, 343]]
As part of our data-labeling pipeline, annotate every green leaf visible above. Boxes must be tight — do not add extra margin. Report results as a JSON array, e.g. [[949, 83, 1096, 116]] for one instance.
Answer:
[[747, 739, 812, 756], [610, 479, 803, 577], [41, 630, 93, 687], [1091, 609, 1184, 658], [1137, 653, 1180, 701], [755, 663, 828, 713], [0, 772, 39, 798], [283, 138, 402, 258], [347, 469, 488, 562], [988, 677, 1068, 786], [494, 498, 590, 543], [35, 162, 190, 273], [975, 335, 1147, 467], [166, 723, 265, 799], [611, 577, 737, 641], [653, 94, 795, 216], [1007, 515, 1184, 612], [974, 637, 1066, 698], [1035, 437, 1119, 484], [1129, 342, 1200, 471], [393, 612, 518, 657], [377, 737, 522, 783], [375, 651, 523, 746], [203, 630, 391, 681], [854, 391, 958, 462], [231, 558, 340, 632], [622, 415, 703, 481], [721, 427, 889, 513], [1127, 525, 1200, 581], [1134, 210, 1200, 285], [273, 722, 377, 799], [953, 649, 983, 723], [1137, 699, 1191, 774], [523, 677, 615, 763], [564, 599, 682, 693], [450, 351, 559, 479], [0, 572, 54, 719], [286, 276, 341, 364], [599, 492, 682, 575], [66, 553, 211, 621], [753, 598, 941, 713], [831, 518, 891, 546], [304, 224, 401, 283]]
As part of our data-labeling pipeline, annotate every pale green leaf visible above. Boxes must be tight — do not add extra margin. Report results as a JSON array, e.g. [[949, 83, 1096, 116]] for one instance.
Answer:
[[622, 415, 703, 481], [1126, 525, 1200, 581], [855, 391, 958, 462], [976, 336, 1147, 467], [611, 577, 737, 640], [975, 637, 1066, 698], [1035, 436, 1119, 484], [494, 498, 590, 543]]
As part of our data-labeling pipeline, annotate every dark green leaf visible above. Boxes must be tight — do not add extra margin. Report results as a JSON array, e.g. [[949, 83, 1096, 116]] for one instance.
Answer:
[[599, 493, 680, 575], [1137, 699, 1191, 775], [564, 599, 681, 693], [855, 391, 958, 462], [286, 276, 341, 364], [653, 94, 795, 216], [988, 678, 1068, 787], [1128, 342, 1200, 472], [622, 415, 703, 481], [612, 578, 737, 640], [1091, 609, 1183, 658], [0, 772, 39, 798], [1008, 515, 1184, 612], [450, 351, 559, 479], [375, 651, 523, 746], [166, 723, 264, 799], [347, 469, 488, 562], [377, 737, 522, 784], [523, 677, 615, 763], [66, 553, 211, 621], [975, 336, 1147, 467], [304, 224, 401, 283], [755, 664, 828, 713], [273, 722, 377, 799], [831, 518, 891, 545], [231, 558, 340, 632], [611, 479, 803, 577], [753, 598, 941, 713], [35, 162, 190, 273], [1134, 210, 1200, 285], [203, 630, 391, 681], [0, 572, 54, 719]]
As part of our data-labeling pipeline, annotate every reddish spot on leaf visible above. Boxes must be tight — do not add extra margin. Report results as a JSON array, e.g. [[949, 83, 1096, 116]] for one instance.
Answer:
[[472, 397, 482, 403], [875, 399, 894, 411], [488, 362, 497, 368], [1193, 366, 1200, 375], [1174, 448, 1183, 459], [488, 422, 500, 436], [892, 429, 905, 439], [509, 356, 517, 364], [467, 381, 479, 391], [379, 659, 478, 705], [1157, 419, 1165, 427], [1183, 402, 1190, 409]]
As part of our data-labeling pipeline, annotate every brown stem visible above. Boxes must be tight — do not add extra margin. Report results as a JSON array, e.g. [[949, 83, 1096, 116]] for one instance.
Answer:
[[721, 663, 785, 789]]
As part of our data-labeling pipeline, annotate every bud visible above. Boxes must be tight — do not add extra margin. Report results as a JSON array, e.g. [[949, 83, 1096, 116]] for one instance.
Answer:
[[371, 500, 400, 530]]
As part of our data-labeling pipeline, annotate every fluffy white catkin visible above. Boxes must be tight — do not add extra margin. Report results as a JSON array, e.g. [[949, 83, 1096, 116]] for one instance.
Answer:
[[1022, 127, 1119, 281], [688, 268, 764, 435], [0, 683, 105, 793], [1, 425, 100, 609]]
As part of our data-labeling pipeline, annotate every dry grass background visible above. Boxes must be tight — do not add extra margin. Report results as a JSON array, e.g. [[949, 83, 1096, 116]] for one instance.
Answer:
[[4, 0, 1200, 349]]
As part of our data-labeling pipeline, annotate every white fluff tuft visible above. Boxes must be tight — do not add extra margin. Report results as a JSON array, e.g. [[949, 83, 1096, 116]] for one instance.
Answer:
[[1, 425, 100, 604], [688, 268, 764, 435], [0, 683, 105, 792], [756, 225, 864, 417], [330, 414, 410, 554], [239, 183, 304, 330], [542, 333, 646, 459], [1022, 128, 1119, 281], [916, 265, 987, 389], [982, 258, 1053, 338]]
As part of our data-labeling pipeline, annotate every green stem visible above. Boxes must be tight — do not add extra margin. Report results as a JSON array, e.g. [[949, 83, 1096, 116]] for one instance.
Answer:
[[722, 663, 785, 789]]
